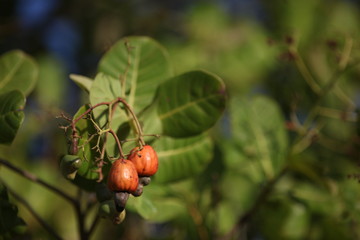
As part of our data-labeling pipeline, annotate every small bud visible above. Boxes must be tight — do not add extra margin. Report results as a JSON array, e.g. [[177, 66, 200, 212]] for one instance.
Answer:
[[266, 38, 275, 46], [279, 50, 296, 62], [60, 155, 82, 180], [285, 35, 294, 45], [98, 200, 116, 218], [98, 200, 126, 224], [326, 40, 338, 50]]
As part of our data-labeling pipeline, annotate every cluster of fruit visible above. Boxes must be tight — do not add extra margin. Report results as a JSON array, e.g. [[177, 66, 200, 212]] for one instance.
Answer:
[[59, 95, 159, 224], [60, 144, 158, 224], [107, 145, 158, 212]]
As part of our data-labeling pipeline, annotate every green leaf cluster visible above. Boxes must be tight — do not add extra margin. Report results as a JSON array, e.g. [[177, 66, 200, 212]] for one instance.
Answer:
[[69, 36, 227, 222], [0, 50, 38, 239], [0, 51, 38, 145], [0, 184, 27, 239]]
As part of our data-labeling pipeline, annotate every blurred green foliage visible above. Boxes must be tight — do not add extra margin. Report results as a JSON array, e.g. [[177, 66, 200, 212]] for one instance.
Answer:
[[1, 0, 360, 239]]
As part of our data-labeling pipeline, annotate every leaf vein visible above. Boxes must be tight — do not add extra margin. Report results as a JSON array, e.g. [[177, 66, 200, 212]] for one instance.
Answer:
[[157, 137, 209, 158], [158, 94, 220, 120], [0, 56, 24, 90]]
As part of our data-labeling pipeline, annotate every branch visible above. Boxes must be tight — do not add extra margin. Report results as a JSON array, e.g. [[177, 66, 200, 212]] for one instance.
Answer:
[[291, 59, 360, 154], [291, 48, 322, 95], [240, 167, 287, 224], [221, 167, 288, 240], [188, 204, 209, 240], [73, 190, 99, 240], [338, 37, 353, 70], [0, 158, 76, 204], [65, 97, 146, 151], [0, 180, 63, 240], [87, 215, 100, 237], [74, 189, 87, 240]]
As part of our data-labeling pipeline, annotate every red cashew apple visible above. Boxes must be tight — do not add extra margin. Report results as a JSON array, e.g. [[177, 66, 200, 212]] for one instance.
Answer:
[[128, 145, 159, 177], [107, 159, 139, 193]]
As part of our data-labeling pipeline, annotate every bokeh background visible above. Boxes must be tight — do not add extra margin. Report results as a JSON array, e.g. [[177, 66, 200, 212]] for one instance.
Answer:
[[1, 0, 360, 239]]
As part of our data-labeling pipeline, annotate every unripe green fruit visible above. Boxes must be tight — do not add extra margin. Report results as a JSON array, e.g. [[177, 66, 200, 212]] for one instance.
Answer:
[[98, 200, 116, 218], [60, 155, 82, 180], [98, 200, 126, 224]]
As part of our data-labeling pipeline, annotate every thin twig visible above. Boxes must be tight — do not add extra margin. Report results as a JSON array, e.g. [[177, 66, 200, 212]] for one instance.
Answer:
[[75, 189, 87, 240], [339, 37, 353, 70], [291, 59, 360, 154], [0, 158, 76, 204], [304, 65, 355, 129], [221, 167, 288, 240], [188, 204, 209, 240], [108, 129, 124, 158], [0, 179, 63, 240], [72, 102, 111, 125], [241, 167, 287, 223], [108, 102, 125, 158], [82, 195, 100, 237], [87, 215, 100, 237], [291, 48, 322, 95], [317, 107, 357, 122], [65, 97, 146, 150], [116, 97, 146, 146]]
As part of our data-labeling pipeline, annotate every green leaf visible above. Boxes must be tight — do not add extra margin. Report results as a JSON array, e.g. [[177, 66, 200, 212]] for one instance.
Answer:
[[0, 184, 27, 237], [153, 134, 213, 183], [36, 55, 66, 105], [73, 105, 100, 180], [281, 204, 309, 239], [0, 90, 25, 145], [228, 96, 288, 181], [209, 173, 258, 235], [277, 0, 322, 45], [324, 2, 360, 36], [139, 101, 162, 142], [70, 74, 93, 93], [98, 36, 173, 113], [89, 73, 124, 126], [0, 50, 38, 96], [157, 70, 226, 138], [130, 196, 186, 222], [267, 0, 322, 44], [127, 185, 186, 222], [257, 198, 310, 239], [88, 72, 124, 126], [70, 105, 110, 191], [291, 183, 341, 216], [127, 195, 157, 219], [89, 73, 128, 156]]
